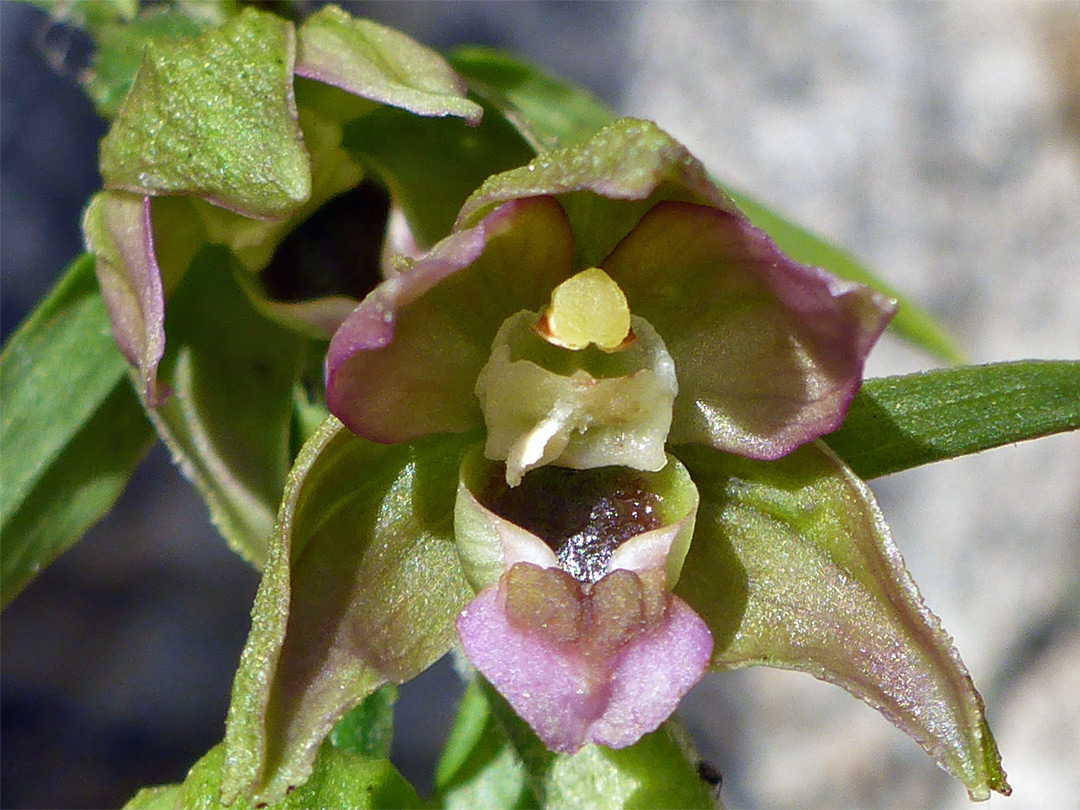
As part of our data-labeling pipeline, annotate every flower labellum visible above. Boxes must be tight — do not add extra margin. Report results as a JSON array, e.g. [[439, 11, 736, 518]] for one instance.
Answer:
[[454, 449, 711, 752]]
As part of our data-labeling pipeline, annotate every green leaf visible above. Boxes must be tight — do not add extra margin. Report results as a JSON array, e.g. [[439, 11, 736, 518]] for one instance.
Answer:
[[328, 684, 398, 758], [99, 7, 310, 219], [296, 5, 482, 124], [1, 255, 154, 608], [473, 679, 716, 810], [448, 47, 614, 152], [342, 104, 534, 247], [221, 418, 474, 805], [825, 360, 1080, 479], [443, 49, 959, 362], [124, 743, 423, 809], [673, 440, 1011, 800], [722, 188, 966, 364], [150, 246, 305, 568]]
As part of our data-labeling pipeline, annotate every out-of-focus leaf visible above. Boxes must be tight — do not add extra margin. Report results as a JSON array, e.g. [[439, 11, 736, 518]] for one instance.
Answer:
[[124, 742, 423, 809], [673, 440, 1011, 800], [150, 246, 305, 568], [1, 255, 153, 608], [447, 46, 614, 151], [99, 7, 310, 219], [471, 679, 715, 810], [221, 418, 474, 805], [435, 680, 535, 810], [342, 104, 533, 247], [825, 360, 1080, 479], [328, 684, 398, 758], [296, 5, 482, 124], [723, 188, 965, 364], [33, 0, 137, 31], [81, 6, 208, 119], [442, 49, 959, 363]]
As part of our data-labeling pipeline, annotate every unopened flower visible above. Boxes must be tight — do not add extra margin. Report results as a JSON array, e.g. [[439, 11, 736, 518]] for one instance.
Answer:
[[82, 4, 483, 404]]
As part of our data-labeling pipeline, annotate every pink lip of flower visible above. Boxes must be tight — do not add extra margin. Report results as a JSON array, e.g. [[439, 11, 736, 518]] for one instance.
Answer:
[[453, 451, 714, 753], [323, 118, 897, 754]]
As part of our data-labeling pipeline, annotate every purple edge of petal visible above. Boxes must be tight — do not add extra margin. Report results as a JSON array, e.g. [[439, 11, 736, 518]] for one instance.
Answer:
[[616, 200, 896, 459], [137, 196, 168, 406], [324, 199, 542, 438]]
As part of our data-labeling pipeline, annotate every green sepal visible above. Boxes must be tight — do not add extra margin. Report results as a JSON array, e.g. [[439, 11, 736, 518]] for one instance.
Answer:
[[445, 49, 960, 363], [221, 417, 475, 805], [123, 742, 423, 809], [296, 5, 482, 124], [826, 360, 1080, 479], [457, 119, 732, 270], [1, 254, 154, 608], [445, 678, 717, 810], [151, 245, 306, 568], [99, 7, 310, 219], [447, 47, 614, 152], [672, 440, 1010, 800]]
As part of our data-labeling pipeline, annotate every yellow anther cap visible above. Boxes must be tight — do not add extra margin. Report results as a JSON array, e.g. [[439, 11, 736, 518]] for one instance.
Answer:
[[538, 267, 632, 351]]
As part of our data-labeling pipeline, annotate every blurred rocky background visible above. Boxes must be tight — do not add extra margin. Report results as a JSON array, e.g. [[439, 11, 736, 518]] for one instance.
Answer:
[[2, 2, 1078, 808]]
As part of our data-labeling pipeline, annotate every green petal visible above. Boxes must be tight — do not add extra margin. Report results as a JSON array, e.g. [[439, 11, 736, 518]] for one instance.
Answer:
[[448, 46, 615, 152], [221, 417, 474, 805], [1, 254, 153, 607], [457, 118, 737, 268], [441, 48, 961, 365], [825, 360, 1080, 479], [125, 742, 423, 809], [296, 5, 482, 123], [672, 441, 1010, 800], [151, 246, 305, 568], [99, 7, 310, 219]]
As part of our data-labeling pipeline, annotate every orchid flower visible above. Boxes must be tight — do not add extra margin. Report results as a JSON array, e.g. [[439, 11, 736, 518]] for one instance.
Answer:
[[81, 4, 485, 406], [220, 119, 1009, 805]]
